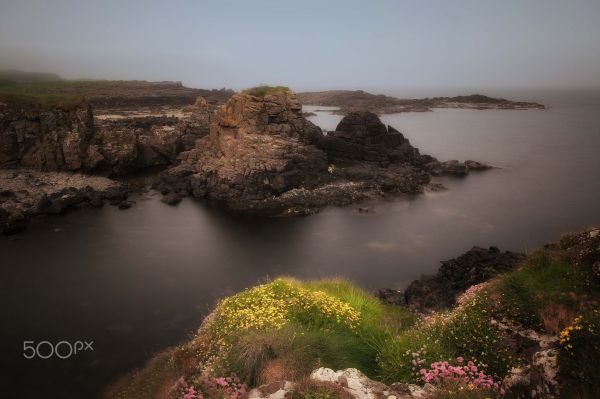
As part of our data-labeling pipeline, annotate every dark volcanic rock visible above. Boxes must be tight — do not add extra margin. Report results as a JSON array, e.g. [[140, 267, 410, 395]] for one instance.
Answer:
[[379, 246, 526, 312], [318, 111, 425, 166]]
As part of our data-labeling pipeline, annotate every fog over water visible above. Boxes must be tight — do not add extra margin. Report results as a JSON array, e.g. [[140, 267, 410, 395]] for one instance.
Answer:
[[1, 88, 599, 398]]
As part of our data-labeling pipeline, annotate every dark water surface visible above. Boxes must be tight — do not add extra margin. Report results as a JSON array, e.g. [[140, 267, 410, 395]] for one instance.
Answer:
[[2, 89, 600, 398]]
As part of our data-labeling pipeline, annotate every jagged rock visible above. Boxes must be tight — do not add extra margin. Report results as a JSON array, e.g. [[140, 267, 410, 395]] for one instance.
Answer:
[[0, 169, 124, 234], [175, 96, 212, 152], [0, 97, 95, 171], [317, 112, 425, 167], [157, 90, 330, 213], [380, 246, 525, 312]]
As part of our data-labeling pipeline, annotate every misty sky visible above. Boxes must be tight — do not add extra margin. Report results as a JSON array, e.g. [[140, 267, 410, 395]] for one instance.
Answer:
[[1, 0, 599, 91]]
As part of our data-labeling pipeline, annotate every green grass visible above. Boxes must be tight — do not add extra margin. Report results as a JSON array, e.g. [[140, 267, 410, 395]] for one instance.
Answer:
[[289, 379, 353, 399], [0, 92, 86, 110], [242, 85, 290, 97], [376, 293, 516, 384], [181, 277, 416, 386], [490, 250, 599, 333], [0, 81, 87, 109]]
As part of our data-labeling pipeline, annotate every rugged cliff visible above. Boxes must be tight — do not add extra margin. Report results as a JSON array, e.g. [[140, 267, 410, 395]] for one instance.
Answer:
[[0, 95, 95, 171]]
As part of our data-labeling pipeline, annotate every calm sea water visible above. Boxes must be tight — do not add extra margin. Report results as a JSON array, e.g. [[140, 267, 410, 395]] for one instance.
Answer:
[[2, 89, 599, 398]]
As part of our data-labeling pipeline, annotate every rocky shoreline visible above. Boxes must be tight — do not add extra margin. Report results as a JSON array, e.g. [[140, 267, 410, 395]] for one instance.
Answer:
[[1, 82, 543, 232], [297, 90, 545, 115], [0, 169, 126, 234]]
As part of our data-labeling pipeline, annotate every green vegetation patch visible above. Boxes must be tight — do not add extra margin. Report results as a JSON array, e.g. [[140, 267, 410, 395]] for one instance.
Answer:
[[177, 278, 416, 386], [242, 85, 290, 97], [490, 250, 600, 334], [0, 81, 86, 110], [377, 284, 516, 385]]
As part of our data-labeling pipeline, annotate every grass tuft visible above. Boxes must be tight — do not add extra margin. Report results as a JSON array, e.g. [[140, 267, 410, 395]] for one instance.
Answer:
[[242, 85, 290, 97]]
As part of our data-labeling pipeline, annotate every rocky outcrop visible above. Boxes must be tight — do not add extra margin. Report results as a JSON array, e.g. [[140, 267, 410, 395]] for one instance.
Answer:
[[317, 111, 425, 166], [0, 169, 126, 234], [156, 89, 484, 215], [0, 97, 95, 171], [379, 246, 525, 312], [156, 90, 331, 214]]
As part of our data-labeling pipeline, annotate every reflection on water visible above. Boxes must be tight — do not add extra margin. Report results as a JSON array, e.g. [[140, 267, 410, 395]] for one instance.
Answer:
[[2, 90, 600, 398]]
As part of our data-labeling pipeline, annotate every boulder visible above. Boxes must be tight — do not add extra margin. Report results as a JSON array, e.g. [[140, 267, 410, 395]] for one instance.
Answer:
[[317, 112, 424, 166]]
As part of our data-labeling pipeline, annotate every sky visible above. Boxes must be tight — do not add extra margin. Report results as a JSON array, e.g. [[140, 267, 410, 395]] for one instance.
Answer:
[[1, 0, 599, 92]]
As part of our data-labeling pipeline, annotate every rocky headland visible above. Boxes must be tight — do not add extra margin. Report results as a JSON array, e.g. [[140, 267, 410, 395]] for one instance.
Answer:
[[156, 87, 489, 216], [297, 90, 545, 115]]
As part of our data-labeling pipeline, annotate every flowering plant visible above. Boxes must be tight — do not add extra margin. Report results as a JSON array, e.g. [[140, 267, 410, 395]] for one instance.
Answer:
[[177, 374, 248, 399], [420, 357, 505, 396]]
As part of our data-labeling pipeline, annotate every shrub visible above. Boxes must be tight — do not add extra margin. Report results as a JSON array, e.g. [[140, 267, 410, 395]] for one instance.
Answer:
[[420, 357, 504, 396], [557, 308, 600, 398], [190, 278, 412, 384], [174, 373, 247, 399], [428, 381, 503, 399], [216, 327, 373, 385], [377, 287, 516, 384]]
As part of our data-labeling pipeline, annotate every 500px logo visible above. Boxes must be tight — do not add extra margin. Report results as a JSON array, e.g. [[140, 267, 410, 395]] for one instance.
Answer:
[[23, 340, 94, 359]]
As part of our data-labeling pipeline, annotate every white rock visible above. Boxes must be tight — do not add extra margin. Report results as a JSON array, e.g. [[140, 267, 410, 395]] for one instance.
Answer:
[[267, 389, 288, 399]]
